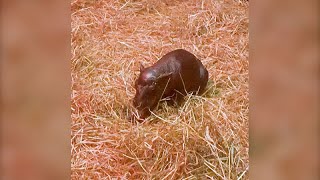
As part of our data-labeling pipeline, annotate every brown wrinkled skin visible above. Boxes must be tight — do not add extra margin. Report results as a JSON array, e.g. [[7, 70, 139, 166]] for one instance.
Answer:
[[132, 49, 209, 120]]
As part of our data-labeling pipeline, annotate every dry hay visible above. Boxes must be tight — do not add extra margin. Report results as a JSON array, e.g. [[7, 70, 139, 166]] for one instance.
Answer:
[[71, 0, 249, 179]]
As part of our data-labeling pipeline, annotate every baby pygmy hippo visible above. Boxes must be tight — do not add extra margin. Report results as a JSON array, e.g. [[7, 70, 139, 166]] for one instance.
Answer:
[[132, 49, 209, 121]]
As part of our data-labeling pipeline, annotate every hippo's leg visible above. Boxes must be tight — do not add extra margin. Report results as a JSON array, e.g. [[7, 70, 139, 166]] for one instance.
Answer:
[[164, 91, 185, 107], [171, 92, 185, 106], [165, 94, 177, 106]]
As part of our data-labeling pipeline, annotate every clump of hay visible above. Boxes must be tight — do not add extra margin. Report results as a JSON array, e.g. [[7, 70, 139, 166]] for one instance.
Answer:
[[71, 0, 249, 179]]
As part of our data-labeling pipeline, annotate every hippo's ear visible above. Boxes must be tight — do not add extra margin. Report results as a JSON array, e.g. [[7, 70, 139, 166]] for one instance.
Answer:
[[139, 62, 145, 72], [156, 72, 172, 83]]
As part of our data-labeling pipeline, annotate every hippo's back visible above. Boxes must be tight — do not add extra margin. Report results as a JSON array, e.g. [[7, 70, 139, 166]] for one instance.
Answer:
[[155, 49, 208, 94]]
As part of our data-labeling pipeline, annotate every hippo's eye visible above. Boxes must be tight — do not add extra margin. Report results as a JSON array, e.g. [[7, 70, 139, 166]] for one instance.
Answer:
[[152, 82, 156, 86]]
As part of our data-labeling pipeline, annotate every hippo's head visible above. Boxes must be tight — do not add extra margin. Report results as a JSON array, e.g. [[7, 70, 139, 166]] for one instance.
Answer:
[[133, 63, 172, 119]]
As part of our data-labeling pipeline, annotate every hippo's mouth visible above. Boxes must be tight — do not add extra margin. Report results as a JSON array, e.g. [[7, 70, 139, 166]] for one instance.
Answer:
[[132, 99, 158, 120]]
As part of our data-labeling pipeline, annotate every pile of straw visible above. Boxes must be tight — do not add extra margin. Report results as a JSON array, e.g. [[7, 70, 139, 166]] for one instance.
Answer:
[[71, 0, 249, 178]]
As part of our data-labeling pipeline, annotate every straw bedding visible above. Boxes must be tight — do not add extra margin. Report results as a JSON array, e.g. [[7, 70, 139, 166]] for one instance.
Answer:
[[71, 0, 249, 179]]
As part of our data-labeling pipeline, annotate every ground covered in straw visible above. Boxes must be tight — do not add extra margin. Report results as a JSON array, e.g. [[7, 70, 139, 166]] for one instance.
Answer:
[[71, 0, 249, 179]]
